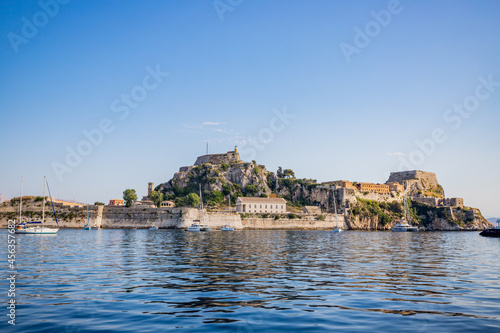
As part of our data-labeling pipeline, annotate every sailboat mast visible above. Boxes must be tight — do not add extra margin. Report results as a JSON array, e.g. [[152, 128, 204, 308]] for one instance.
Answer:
[[19, 177, 23, 224], [403, 181, 407, 221], [199, 184, 205, 224], [42, 176, 46, 226], [333, 189, 339, 227]]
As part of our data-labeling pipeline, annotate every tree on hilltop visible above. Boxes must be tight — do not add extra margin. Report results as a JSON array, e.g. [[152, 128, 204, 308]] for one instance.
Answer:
[[283, 169, 295, 179], [123, 189, 137, 207], [277, 167, 283, 178]]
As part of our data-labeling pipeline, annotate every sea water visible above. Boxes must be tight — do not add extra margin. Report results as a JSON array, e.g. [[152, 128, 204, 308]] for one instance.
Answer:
[[1, 229, 499, 332]]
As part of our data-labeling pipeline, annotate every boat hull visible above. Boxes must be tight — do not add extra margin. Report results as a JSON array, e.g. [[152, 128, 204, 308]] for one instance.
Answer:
[[16, 227, 59, 234], [479, 229, 500, 237]]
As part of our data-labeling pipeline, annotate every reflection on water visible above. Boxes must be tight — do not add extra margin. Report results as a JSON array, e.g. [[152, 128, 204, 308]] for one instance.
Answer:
[[2, 230, 500, 332]]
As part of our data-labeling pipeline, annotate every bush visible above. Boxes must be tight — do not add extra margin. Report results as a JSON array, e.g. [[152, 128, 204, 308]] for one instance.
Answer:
[[288, 213, 298, 219], [222, 184, 233, 196], [245, 185, 259, 196], [274, 215, 280, 220], [94, 201, 105, 206], [221, 163, 229, 171], [316, 214, 326, 221], [34, 196, 44, 202]]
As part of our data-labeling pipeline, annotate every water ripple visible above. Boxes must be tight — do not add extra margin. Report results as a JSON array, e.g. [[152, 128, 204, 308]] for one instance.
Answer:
[[1, 229, 500, 332]]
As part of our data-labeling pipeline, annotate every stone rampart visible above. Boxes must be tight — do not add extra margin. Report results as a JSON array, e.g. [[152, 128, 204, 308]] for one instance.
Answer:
[[387, 170, 439, 187], [241, 214, 346, 230], [194, 151, 240, 166]]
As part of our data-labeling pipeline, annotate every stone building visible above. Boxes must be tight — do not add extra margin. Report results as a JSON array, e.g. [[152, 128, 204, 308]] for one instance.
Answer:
[[356, 183, 390, 194], [323, 180, 355, 188], [387, 182, 404, 192], [411, 197, 464, 208], [109, 199, 124, 206], [236, 197, 286, 214], [161, 200, 175, 207]]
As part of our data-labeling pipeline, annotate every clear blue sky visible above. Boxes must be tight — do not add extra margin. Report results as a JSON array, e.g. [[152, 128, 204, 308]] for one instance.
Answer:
[[1, 0, 499, 217]]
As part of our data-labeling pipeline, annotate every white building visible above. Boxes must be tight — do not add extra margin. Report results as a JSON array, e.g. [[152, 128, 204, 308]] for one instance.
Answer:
[[236, 197, 287, 213]]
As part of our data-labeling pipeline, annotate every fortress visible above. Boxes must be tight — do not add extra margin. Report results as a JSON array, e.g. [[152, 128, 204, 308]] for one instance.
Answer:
[[176, 147, 241, 174], [386, 170, 439, 187], [194, 147, 241, 166]]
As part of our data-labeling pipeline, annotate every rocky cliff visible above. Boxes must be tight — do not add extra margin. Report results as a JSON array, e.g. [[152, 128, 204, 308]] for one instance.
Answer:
[[156, 157, 489, 231]]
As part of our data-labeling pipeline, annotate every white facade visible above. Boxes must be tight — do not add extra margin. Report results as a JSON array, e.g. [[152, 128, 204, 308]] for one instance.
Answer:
[[236, 197, 287, 213]]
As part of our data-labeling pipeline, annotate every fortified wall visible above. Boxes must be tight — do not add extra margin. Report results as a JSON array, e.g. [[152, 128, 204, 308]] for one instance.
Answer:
[[194, 149, 240, 166], [387, 170, 439, 187]]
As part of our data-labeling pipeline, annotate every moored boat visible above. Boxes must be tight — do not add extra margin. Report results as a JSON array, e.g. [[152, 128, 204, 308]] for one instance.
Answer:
[[16, 176, 59, 235], [221, 225, 234, 231], [480, 220, 500, 237], [187, 223, 201, 232], [392, 181, 418, 232]]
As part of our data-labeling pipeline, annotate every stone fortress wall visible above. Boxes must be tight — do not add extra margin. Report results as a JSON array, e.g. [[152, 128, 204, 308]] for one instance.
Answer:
[[386, 170, 439, 187], [194, 149, 240, 166]]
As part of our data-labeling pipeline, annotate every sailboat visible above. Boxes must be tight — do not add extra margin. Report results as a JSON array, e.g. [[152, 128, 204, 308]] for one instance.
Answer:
[[332, 189, 342, 233], [392, 182, 418, 232], [188, 185, 210, 232], [221, 195, 234, 231], [84, 205, 91, 230], [16, 176, 59, 234]]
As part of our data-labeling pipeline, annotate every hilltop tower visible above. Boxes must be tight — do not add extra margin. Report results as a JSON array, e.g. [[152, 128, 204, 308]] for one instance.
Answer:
[[148, 182, 154, 195]]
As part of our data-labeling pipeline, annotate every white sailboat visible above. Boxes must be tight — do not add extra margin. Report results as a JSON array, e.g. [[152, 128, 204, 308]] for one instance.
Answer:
[[392, 182, 418, 232], [221, 195, 234, 231], [84, 205, 91, 230], [16, 176, 59, 234], [188, 185, 210, 232], [332, 189, 342, 233]]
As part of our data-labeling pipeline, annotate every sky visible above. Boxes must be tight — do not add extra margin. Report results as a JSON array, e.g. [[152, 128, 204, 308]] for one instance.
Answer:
[[1, 0, 499, 217]]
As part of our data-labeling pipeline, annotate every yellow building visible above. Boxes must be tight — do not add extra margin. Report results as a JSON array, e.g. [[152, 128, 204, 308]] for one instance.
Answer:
[[356, 183, 390, 194]]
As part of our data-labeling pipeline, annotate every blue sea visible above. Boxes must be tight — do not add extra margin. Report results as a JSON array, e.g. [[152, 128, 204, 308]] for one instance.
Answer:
[[1, 229, 500, 332]]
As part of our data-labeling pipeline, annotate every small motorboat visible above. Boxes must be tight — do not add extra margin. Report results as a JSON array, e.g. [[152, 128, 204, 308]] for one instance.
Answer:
[[221, 225, 234, 231], [149, 225, 158, 230], [480, 221, 500, 237]]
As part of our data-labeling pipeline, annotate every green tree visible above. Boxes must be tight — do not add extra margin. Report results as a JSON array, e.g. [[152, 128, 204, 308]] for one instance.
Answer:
[[245, 184, 259, 196], [185, 193, 200, 207], [283, 169, 295, 179], [123, 189, 137, 207], [94, 201, 105, 206], [277, 166, 283, 178], [222, 184, 233, 196], [148, 190, 164, 208]]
